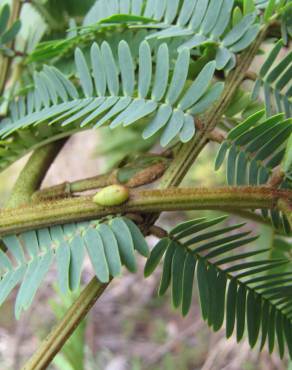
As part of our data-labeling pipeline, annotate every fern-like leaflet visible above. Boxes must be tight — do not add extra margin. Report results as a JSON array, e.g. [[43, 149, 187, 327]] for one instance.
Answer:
[[87, 0, 261, 70], [0, 40, 224, 172], [252, 39, 292, 118], [142, 0, 260, 70], [30, 0, 261, 71], [145, 215, 292, 359], [215, 111, 292, 234], [0, 217, 149, 318]]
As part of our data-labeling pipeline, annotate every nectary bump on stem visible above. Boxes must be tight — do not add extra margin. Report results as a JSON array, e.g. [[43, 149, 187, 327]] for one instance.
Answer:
[[93, 185, 129, 206]]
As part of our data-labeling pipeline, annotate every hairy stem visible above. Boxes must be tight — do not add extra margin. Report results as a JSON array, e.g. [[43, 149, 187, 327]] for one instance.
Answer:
[[22, 278, 109, 370], [32, 160, 168, 201], [6, 141, 66, 209], [1, 187, 291, 236]]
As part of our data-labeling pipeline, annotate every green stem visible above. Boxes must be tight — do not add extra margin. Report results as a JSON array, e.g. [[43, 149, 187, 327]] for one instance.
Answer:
[[32, 160, 167, 201], [31, 174, 115, 201], [1, 187, 291, 236], [22, 278, 109, 370], [6, 141, 66, 209]]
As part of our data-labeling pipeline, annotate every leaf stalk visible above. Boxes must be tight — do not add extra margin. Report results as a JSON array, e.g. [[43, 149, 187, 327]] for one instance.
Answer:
[[1, 186, 291, 236]]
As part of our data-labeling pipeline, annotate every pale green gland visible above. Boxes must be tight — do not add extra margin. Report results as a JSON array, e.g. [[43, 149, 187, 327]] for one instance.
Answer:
[[93, 185, 130, 206]]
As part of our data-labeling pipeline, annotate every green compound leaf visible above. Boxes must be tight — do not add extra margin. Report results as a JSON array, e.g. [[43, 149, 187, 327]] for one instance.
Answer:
[[145, 215, 292, 359], [252, 41, 292, 119], [215, 113, 292, 235], [0, 217, 148, 318], [0, 40, 222, 173]]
